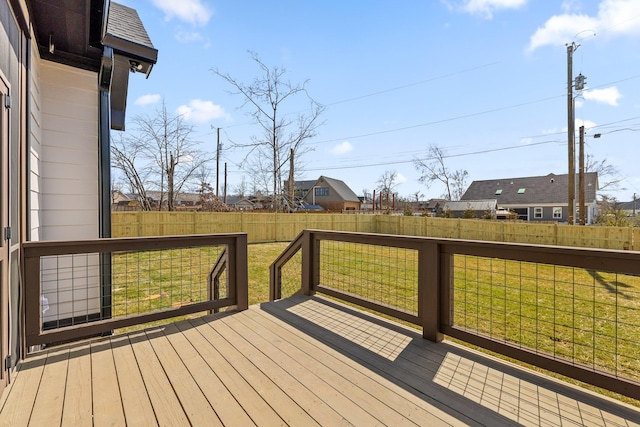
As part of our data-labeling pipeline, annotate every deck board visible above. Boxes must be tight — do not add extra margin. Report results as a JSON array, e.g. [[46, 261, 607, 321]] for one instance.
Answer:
[[1, 295, 640, 427], [91, 338, 125, 427], [110, 334, 157, 427], [61, 343, 92, 426]]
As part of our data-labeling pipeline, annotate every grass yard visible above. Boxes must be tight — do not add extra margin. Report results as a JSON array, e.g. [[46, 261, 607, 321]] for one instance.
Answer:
[[109, 240, 640, 405]]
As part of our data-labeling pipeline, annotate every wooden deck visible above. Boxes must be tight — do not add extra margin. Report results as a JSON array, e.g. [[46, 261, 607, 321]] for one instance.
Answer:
[[2, 295, 639, 426]]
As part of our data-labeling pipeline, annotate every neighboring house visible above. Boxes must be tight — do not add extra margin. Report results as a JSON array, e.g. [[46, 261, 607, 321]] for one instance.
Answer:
[[615, 199, 639, 217], [284, 179, 317, 200], [233, 198, 256, 211], [424, 199, 447, 216], [461, 173, 599, 224], [359, 195, 374, 211], [442, 200, 497, 219], [0, 0, 156, 393], [301, 176, 361, 211]]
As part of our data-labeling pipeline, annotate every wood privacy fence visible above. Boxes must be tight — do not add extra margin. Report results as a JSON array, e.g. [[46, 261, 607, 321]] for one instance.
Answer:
[[112, 211, 640, 250]]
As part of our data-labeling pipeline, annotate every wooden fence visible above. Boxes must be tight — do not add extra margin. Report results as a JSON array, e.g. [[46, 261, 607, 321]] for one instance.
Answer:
[[112, 211, 640, 250]]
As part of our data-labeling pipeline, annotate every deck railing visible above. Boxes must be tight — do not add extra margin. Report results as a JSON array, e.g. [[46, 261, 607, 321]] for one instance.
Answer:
[[270, 229, 640, 400], [23, 233, 248, 348]]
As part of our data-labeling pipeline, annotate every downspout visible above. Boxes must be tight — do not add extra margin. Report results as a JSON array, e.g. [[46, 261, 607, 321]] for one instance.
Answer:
[[98, 47, 113, 321]]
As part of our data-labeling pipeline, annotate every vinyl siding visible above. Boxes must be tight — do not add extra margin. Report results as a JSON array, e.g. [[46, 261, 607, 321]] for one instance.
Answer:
[[39, 60, 98, 241], [37, 60, 101, 323]]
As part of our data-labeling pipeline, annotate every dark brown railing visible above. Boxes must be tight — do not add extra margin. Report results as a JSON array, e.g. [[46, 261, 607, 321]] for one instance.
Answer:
[[270, 229, 640, 400], [23, 233, 248, 348]]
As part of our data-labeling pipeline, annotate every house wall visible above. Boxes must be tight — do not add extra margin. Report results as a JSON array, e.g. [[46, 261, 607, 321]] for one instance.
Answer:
[[37, 60, 101, 324], [39, 61, 99, 240], [28, 37, 42, 240]]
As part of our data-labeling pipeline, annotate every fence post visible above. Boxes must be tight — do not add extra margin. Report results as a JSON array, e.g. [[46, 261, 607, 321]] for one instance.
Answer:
[[419, 241, 443, 342]]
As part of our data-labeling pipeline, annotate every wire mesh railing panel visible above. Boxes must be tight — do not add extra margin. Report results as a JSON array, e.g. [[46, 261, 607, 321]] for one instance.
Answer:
[[41, 245, 226, 331], [318, 240, 419, 315], [280, 250, 302, 299], [451, 255, 640, 382]]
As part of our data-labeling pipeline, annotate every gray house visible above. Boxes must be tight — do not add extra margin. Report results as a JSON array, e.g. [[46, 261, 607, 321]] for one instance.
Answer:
[[442, 200, 497, 219], [461, 173, 599, 224]]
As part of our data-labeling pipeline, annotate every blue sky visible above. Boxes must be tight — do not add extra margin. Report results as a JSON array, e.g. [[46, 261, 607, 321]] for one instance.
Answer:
[[122, 0, 640, 201]]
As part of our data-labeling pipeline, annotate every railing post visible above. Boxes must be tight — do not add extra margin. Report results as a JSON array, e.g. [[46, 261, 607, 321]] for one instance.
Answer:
[[233, 234, 249, 311], [419, 242, 443, 342], [301, 231, 318, 295], [23, 253, 42, 349]]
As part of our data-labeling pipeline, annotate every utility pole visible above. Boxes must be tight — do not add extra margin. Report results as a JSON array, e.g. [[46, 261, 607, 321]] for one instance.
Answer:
[[215, 127, 221, 198], [579, 125, 585, 225], [224, 162, 227, 204], [567, 43, 576, 225], [288, 148, 294, 211]]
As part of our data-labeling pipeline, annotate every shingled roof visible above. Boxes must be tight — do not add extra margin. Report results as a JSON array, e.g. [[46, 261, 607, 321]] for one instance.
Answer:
[[461, 173, 598, 205], [104, 2, 158, 67]]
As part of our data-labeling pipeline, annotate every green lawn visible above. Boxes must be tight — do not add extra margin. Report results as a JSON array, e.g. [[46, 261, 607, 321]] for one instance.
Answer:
[[110, 240, 640, 405]]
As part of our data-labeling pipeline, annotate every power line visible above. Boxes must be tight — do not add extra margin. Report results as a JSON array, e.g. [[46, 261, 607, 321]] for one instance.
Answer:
[[323, 61, 500, 107], [310, 95, 564, 145], [207, 61, 502, 132]]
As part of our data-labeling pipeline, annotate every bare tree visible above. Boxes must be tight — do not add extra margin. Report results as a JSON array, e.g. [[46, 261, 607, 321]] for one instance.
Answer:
[[585, 154, 624, 194], [133, 101, 212, 211], [377, 170, 399, 211], [376, 170, 399, 195], [111, 133, 153, 210], [214, 51, 325, 211], [414, 145, 468, 201], [233, 176, 249, 198]]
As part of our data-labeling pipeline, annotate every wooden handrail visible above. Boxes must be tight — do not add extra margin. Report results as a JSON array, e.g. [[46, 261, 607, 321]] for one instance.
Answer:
[[271, 229, 640, 400], [23, 233, 248, 348]]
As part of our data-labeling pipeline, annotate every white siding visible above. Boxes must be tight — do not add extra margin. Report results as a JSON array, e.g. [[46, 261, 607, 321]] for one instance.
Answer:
[[37, 60, 101, 322], [29, 37, 42, 241], [39, 61, 99, 241]]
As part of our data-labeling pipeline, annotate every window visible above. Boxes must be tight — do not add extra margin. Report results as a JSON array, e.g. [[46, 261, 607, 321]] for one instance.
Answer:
[[315, 187, 329, 197], [495, 189, 503, 195], [553, 207, 562, 219], [534, 207, 543, 219], [517, 188, 526, 194]]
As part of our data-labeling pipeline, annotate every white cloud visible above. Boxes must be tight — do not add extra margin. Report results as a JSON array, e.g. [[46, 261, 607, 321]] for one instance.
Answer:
[[529, 0, 640, 51], [134, 94, 161, 106], [175, 30, 204, 43], [456, 0, 527, 18], [151, 0, 213, 26], [396, 173, 408, 184], [330, 141, 353, 155], [176, 99, 230, 123], [583, 86, 622, 106], [520, 137, 533, 145]]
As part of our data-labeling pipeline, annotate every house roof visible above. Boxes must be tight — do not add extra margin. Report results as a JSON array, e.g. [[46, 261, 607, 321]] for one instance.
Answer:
[[309, 176, 360, 202], [461, 173, 598, 205], [425, 198, 446, 209], [28, 0, 157, 131], [104, 2, 158, 70], [444, 199, 497, 212]]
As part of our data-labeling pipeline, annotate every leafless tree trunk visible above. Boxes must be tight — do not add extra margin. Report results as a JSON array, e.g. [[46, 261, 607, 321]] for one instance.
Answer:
[[111, 134, 153, 210], [213, 51, 325, 211], [414, 145, 469, 201], [133, 101, 212, 211]]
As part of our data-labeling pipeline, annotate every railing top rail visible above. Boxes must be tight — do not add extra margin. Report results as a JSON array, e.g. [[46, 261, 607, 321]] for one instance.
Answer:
[[22, 233, 248, 257], [271, 230, 305, 270], [305, 229, 640, 275]]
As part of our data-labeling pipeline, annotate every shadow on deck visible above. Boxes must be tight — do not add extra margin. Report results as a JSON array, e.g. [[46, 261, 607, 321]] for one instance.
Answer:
[[2, 295, 639, 426]]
